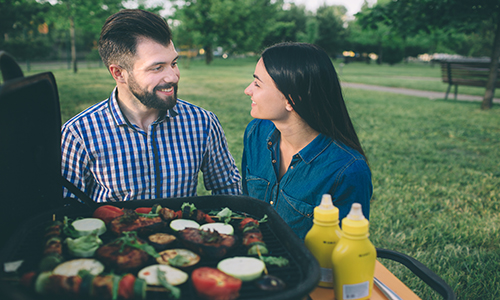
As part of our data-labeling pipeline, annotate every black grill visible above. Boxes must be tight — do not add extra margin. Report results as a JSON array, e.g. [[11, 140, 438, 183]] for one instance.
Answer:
[[0, 195, 320, 300]]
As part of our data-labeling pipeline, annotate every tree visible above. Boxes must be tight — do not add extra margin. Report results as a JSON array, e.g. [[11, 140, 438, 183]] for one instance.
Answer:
[[357, 0, 500, 109], [44, 0, 123, 73], [315, 5, 348, 57], [172, 0, 282, 64], [0, 0, 52, 61]]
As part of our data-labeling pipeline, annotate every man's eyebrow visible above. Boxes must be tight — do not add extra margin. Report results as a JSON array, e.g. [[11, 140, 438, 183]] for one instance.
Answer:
[[147, 56, 180, 68]]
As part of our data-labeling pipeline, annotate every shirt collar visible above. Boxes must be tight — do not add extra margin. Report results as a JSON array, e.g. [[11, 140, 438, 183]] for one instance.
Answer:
[[266, 125, 333, 164], [108, 87, 178, 127]]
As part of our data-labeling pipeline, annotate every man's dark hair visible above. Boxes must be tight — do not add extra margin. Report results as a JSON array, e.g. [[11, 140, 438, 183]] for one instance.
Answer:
[[98, 9, 172, 70]]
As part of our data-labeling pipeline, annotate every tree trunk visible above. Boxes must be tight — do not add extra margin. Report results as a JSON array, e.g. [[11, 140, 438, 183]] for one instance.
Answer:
[[204, 45, 213, 65], [482, 14, 500, 110], [69, 15, 77, 73]]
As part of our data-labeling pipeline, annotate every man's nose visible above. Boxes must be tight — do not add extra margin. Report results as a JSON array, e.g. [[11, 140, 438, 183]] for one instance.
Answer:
[[163, 67, 179, 83]]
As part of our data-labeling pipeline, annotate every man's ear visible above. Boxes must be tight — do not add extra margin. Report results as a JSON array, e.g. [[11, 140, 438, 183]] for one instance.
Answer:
[[109, 64, 126, 83]]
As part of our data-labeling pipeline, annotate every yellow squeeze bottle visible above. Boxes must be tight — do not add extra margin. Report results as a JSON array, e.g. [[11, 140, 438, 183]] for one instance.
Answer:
[[304, 194, 342, 288], [331, 203, 376, 300]]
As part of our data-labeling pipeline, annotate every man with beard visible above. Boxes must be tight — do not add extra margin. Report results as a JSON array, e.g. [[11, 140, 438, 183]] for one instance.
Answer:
[[61, 9, 241, 202]]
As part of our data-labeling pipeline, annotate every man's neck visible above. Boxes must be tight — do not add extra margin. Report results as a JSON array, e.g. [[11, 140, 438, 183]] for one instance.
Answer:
[[115, 88, 160, 132]]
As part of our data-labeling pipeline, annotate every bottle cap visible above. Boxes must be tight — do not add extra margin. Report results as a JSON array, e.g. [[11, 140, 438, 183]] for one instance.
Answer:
[[342, 203, 369, 235], [313, 194, 339, 222]]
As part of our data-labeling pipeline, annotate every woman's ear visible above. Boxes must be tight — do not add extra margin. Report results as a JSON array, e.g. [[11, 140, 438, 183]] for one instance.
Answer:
[[286, 95, 295, 112], [109, 64, 127, 83]]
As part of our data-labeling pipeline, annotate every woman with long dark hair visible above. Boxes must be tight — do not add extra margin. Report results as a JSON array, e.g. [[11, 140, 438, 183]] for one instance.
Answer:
[[242, 42, 372, 239]]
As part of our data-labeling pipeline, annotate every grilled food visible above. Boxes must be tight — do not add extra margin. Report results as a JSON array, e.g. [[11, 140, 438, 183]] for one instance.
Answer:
[[178, 228, 237, 259], [95, 237, 150, 272], [109, 209, 166, 237]]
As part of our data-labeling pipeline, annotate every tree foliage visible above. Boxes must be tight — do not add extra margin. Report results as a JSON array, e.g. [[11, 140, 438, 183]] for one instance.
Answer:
[[171, 0, 283, 64], [356, 0, 500, 109]]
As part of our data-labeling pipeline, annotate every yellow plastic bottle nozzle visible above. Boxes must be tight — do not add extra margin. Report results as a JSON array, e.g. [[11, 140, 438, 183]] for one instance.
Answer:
[[314, 194, 339, 223], [342, 203, 369, 236]]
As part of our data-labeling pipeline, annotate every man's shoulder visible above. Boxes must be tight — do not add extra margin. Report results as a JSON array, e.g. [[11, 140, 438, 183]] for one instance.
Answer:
[[175, 99, 216, 120], [62, 99, 109, 130]]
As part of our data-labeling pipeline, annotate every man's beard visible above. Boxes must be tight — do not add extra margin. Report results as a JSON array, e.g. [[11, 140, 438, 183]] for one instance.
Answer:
[[128, 74, 178, 111]]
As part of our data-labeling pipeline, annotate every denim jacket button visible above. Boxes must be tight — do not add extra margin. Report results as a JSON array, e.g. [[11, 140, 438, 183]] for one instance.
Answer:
[[270, 201, 274, 205], [272, 159, 276, 164]]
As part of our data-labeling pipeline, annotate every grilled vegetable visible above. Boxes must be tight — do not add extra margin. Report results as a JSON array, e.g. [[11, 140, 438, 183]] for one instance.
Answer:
[[92, 205, 124, 224], [65, 233, 103, 257], [169, 219, 200, 231], [156, 248, 200, 269], [138, 264, 188, 286], [148, 233, 177, 251], [217, 257, 265, 281], [191, 267, 242, 300], [52, 259, 104, 277], [200, 223, 234, 235], [71, 218, 106, 236]]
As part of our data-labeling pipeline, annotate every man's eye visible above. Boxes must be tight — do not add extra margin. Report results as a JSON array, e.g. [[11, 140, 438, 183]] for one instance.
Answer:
[[254, 81, 260, 87], [172, 61, 178, 67], [153, 66, 164, 71]]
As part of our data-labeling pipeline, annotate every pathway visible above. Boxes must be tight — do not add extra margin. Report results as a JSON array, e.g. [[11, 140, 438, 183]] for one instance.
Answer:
[[341, 82, 500, 104]]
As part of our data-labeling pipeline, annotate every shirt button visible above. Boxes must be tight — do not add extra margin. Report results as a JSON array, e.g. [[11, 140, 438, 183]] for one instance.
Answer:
[[290, 166, 294, 169], [268, 141, 272, 146], [270, 201, 274, 205], [272, 159, 277, 164]]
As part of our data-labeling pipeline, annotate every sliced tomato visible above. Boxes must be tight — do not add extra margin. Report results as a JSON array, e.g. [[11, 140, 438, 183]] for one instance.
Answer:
[[191, 267, 242, 300], [118, 274, 136, 300], [134, 207, 152, 214], [92, 205, 124, 224]]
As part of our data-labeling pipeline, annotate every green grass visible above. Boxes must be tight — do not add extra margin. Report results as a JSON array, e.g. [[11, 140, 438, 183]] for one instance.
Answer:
[[32, 58, 500, 300]]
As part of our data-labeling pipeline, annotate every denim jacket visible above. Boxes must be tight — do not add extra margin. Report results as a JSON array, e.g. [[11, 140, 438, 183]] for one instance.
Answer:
[[242, 119, 373, 239]]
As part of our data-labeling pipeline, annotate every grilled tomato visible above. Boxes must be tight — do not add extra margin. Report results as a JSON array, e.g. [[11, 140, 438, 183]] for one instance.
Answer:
[[191, 267, 242, 300]]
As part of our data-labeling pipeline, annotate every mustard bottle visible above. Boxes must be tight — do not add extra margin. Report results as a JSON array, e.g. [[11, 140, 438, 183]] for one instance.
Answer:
[[331, 203, 376, 300], [304, 194, 342, 288]]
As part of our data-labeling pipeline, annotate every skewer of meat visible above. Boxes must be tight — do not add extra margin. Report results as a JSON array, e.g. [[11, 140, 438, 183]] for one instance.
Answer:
[[239, 218, 269, 255], [21, 271, 146, 299], [38, 218, 65, 271]]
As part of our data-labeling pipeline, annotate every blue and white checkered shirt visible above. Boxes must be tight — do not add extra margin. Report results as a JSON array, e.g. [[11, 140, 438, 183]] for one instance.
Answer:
[[62, 88, 241, 202]]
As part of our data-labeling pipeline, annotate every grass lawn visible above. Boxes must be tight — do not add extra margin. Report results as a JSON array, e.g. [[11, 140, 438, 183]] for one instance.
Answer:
[[33, 57, 500, 299]]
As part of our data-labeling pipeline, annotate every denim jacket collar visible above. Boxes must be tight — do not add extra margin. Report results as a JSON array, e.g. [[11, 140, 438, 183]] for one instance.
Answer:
[[266, 127, 333, 164]]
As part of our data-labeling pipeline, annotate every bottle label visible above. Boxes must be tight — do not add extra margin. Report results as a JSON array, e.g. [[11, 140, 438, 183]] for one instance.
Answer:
[[343, 281, 369, 299], [319, 267, 333, 283]]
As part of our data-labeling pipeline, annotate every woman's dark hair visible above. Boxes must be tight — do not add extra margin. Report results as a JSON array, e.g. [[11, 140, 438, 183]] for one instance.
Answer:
[[98, 9, 172, 70], [261, 42, 367, 161]]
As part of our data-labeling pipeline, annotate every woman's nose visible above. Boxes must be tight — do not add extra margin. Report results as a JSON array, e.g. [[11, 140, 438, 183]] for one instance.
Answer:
[[244, 84, 252, 96]]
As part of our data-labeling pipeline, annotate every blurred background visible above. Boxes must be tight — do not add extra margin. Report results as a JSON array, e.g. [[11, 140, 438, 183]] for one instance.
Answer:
[[1, 0, 498, 72]]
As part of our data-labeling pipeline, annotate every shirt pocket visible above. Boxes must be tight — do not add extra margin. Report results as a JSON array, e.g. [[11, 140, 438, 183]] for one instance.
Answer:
[[278, 191, 315, 239], [244, 170, 270, 201]]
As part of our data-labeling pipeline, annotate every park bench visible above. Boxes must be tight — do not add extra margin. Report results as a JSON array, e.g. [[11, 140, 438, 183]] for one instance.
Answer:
[[439, 59, 500, 100]]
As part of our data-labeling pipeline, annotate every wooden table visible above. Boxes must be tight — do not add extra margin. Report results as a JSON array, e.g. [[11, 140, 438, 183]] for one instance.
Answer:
[[308, 261, 421, 300]]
